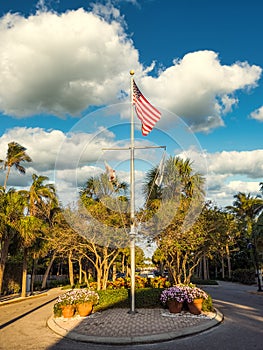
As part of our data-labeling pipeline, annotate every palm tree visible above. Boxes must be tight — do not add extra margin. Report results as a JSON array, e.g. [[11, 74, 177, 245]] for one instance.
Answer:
[[0, 188, 24, 294], [227, 192, 263, 237], [80, 173, 129, 225], [17, 215, 44, 297], [80, 173, 128, 201], [142, 156, 205, 208], [142, 166, 162, 205], [141, 156, 206, 284], [18, 174, 58, 294], [227, 192, 263, 288], [21, 174, 57, 217], [2, 142, 32, 190]]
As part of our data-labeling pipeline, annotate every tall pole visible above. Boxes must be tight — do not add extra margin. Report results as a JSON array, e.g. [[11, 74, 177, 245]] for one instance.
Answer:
[[129, 70, 136, 313], [102, 71, 165, 312]]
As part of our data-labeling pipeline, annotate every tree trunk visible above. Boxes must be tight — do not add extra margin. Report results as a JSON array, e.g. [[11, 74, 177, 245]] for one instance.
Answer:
[[221, 256, 225, 279], [82, 270, 88, 286], [0, 236, 11, 294], [3, 166, 11, 191], [226, 244, 231, 279], [121, 253, 125, 273], [101, 249, 109, 290], [78, 257, 83, 284], [21, 248, 28, 297], [203, 254, 208, 280], [126, 266, 130, 278], [30, 257, 38, 295], [206, 259, 210, 280], [68, 251, 74, 286], [41, 253, 56, 289], [96, 268, 102, 290], [160, 261, 164, 276], [102, 267, 109, 290], [112, 262, 117, 281], [196, 260, 202, 279]]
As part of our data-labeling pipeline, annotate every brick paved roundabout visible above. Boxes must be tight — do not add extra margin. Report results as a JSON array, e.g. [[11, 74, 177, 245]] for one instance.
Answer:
[[47, 307, 223, 345]]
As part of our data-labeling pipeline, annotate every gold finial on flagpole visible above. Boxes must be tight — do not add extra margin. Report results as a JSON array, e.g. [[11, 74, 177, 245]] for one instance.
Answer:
[[130, 70, 135, 75]]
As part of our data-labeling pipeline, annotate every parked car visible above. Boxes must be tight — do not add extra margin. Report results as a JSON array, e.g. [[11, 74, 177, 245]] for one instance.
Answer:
[[116, 272, 126, 279], [139, 271, 155, 278]]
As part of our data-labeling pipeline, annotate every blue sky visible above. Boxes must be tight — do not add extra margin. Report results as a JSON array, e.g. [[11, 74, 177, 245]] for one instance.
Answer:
[[0, 0, 263, 209]]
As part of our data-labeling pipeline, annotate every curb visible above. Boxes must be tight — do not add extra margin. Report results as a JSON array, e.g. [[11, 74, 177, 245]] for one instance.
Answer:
[[47, 308, 224, 345], [0, 292, 48, 306]]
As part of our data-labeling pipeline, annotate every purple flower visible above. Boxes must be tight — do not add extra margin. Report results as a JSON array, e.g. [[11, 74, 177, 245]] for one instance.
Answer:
[[160, 285, 208, 305], [160, 286, 187, 304], [55, 288, 99, 307], [183, 286, 208, 303]]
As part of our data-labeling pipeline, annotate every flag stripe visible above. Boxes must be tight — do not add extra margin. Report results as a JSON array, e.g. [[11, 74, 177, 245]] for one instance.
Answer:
[[134, 89, 161, 122], [136, 104, 160, 125], [133, 80, 161, 136], [136, 102, 160, 123]]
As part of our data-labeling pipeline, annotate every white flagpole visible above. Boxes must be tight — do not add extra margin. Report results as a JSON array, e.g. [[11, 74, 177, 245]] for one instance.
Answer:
[[102, 72, 165, 314], [129, 70, 136, 314]]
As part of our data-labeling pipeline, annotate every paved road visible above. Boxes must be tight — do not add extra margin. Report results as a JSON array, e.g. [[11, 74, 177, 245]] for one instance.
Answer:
[[0, 282, 262, 350]]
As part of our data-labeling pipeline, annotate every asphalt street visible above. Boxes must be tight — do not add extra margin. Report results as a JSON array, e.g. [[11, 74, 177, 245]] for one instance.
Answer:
[[0, 282, 262, 350]]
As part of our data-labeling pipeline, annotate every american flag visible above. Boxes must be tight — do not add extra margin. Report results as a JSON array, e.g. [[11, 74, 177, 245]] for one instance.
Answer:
[[132, 80, 161, 136]]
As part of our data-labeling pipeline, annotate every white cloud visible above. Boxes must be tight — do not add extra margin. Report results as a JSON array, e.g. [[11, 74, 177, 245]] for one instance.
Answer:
[[207, 150, 263, 178], [227, 180, 260, 194], [205, 150, 263, 207], [0, 126, 115, 189], [0, 126, 160, 206], [177, 147, 263, 207], [0, 8, 142, 117], [1, 126, 262, 208], [141, 50, 262, 132], [0, 7, 261, 134], [206, 179, 262, 208], [249, 106, 263, 122]]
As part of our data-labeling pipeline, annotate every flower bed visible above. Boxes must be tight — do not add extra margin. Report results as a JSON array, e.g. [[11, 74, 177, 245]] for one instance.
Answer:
[[53, 288, 99, 317], [183, 285, 208, 303], [160, 284, 209, 312], [160, 286, 188, 304]]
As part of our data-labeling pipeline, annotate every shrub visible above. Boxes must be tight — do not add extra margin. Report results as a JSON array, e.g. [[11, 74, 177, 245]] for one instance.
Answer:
[[94, 288, 163, 311], [190, 278, 218, 286], [48, 279, 69, 288], [202, 294, 214, 312], [133, 288, 163, 308], [149, 277, 171, 289], [7, 280, 20, 294], [231, 269, 256, 285], [95, 289, 128, 311]]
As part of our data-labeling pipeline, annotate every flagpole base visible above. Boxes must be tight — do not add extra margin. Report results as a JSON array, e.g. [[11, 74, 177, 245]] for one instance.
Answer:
[[128, 310, 138, 315]]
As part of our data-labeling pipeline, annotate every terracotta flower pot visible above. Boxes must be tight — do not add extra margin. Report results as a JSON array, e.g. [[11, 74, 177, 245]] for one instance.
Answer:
[[167, 300, 183, 313], [187, 298, 203, 315], [61, 305, 75, 318], [76, 302, 93, 317]]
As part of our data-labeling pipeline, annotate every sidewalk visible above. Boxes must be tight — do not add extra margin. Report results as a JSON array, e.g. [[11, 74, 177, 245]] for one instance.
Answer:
[[0, 290, 49, 305], [47, 307, 223, 345]]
